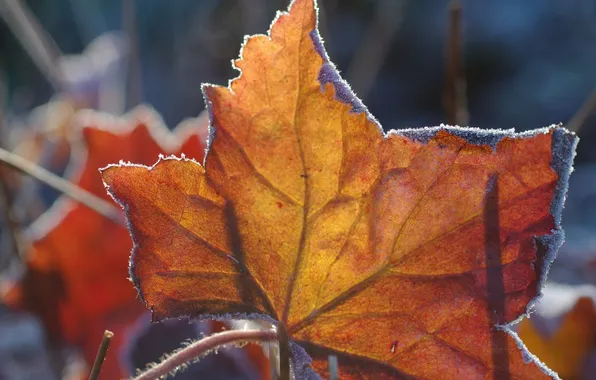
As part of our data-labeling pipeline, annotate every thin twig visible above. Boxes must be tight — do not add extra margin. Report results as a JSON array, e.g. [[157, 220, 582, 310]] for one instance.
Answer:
[[89, 330, 114, 380], [0, 86, 27, 266], [566, 85, 596, 133], [345, 0, 407, 102], [132, 329, 278, 380], [0, 0, 64, 91], [0, 176, 24, 260], [0, 147, 124, 225], [443, 0, 469, 126]]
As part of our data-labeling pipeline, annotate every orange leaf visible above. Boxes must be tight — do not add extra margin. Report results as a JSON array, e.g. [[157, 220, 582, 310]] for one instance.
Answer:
[[2, 106, 207, 377], [518, 297, 596, 380], [101, 0, 578, 378]]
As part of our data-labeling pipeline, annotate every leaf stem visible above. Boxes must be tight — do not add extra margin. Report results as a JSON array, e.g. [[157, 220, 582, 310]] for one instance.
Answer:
[[88, 330, 114, 380], [132, 328, 278, 380], [277, 324, 290, 380], [0, 147, 124, 225]]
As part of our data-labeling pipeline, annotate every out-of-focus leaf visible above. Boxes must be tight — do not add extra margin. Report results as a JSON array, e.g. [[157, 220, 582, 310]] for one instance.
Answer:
[[2, 106, 207, 377], [518, 297, 596, 380]]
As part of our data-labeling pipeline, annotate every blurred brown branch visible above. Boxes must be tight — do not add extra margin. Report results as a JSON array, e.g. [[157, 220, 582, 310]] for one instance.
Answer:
[[443, 0, 469, 126], [123, 0, 142, 109], [88, 330, 114, 380]]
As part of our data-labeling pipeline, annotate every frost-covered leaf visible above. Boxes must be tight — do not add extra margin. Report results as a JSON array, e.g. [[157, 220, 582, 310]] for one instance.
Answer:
[[102, 0, 577, 378]]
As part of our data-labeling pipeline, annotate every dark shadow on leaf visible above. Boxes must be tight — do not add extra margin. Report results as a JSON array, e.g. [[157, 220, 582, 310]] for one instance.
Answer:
[[298, 340, 417, 379], [484, 173, 510, 379]]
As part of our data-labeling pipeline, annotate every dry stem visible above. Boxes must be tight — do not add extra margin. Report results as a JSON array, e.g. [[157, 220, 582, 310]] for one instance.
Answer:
[[89, 330, 114, 380], [132, 328, 278, 380], [0, 147, 124, 225]]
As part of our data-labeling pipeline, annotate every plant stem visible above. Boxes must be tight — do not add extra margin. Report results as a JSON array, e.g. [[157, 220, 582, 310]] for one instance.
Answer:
[[123, 0, 142, 109], [132, 329, 278, 380], [277, 324, 290, 380], [0, 168, 24, 261], [444, 0, 469, 127], [88, 330, 114, 380], [0, 0, 64, 91], [0, 147, 124, 225], [0, 79, 27, 267]]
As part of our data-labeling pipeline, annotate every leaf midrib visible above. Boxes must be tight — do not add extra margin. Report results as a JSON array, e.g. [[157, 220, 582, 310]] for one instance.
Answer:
[[281, 5, 309, 325]]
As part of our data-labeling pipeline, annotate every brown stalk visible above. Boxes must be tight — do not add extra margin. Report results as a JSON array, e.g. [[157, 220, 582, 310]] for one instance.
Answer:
[[123, 0, 142, 109], [88, 330, 114, 380], [443, 0, 469, 126], [278, 324, 290, 380]]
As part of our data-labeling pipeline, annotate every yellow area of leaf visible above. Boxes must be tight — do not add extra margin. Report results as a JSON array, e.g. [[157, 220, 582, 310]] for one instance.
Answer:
[[519, 297, 596, 380], [102, 0, 576, 378]]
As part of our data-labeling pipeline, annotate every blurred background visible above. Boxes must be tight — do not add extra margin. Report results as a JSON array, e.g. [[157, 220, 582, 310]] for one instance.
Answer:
[[1, 0, 596, 379]]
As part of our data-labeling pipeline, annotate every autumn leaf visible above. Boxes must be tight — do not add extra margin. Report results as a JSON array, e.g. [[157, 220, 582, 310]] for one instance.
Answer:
[[518, 297, 596, 380], [101, 0, 578, 378], [2, 106, 207, 377]]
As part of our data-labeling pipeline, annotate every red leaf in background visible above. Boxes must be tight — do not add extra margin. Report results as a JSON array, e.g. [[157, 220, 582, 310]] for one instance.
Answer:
[[2, 106, 207, 378]]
